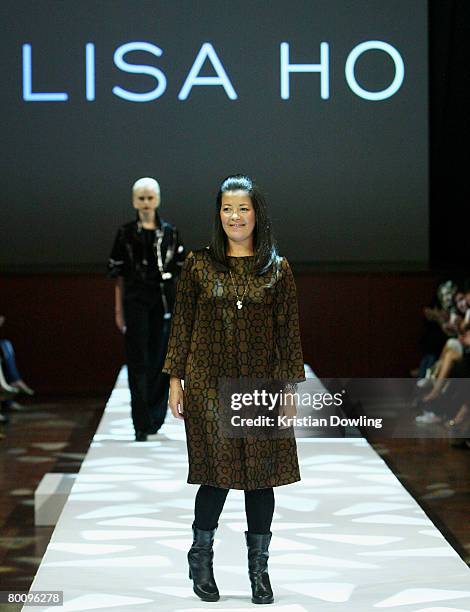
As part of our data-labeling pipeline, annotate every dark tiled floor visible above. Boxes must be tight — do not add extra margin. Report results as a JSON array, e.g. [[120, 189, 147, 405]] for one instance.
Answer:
[[371, 436, 470, 566], [0, 395, 105, 597]]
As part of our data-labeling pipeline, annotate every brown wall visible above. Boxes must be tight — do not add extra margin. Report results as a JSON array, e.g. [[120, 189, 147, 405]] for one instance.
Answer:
[[296, 272, 440, 378], [1, 272, 440, 395]]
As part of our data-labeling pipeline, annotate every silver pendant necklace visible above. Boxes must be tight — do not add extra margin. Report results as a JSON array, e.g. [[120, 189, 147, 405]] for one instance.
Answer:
[[229, 269, 250, 309]]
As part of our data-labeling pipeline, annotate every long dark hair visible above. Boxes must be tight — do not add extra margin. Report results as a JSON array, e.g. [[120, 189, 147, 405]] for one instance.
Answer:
[[209, 174, 278, 275]]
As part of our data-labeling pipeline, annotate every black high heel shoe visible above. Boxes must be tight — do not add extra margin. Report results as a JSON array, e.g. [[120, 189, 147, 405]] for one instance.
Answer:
[[245, 531, 274, 604], [187, 524, 220, 602]]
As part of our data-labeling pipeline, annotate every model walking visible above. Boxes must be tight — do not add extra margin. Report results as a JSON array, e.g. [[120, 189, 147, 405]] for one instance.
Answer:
[[163, 174, 304, 604], [108, 177, 185, 441]]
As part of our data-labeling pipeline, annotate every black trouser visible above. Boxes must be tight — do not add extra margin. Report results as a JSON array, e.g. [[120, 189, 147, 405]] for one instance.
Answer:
[[194, 485, 275, 534], [124, 288, 170, 434]]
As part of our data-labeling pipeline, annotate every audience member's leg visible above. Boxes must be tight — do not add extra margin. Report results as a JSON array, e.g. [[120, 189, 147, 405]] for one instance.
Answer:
[[0, 341, 20, 411], [0, 340, 21, 383], [424, 348, 461, 402], [0, 339, 34, 396], [418, 353, 437, 379]]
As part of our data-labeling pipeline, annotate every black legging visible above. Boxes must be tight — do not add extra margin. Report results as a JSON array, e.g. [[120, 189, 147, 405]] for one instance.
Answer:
[[194, 485, 275, 533]]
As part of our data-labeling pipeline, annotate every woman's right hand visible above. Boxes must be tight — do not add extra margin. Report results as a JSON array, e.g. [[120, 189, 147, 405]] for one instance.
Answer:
[[115, 311, 126, 334], [169, 377, 184, 419]]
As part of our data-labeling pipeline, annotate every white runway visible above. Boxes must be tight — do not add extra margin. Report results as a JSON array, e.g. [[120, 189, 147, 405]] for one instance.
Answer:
[[25, 368, 470, 611]]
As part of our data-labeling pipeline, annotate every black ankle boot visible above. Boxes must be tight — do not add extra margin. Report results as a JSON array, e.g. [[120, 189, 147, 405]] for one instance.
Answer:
[[187, 523, 220, 602], [245, 531, 274, 604]]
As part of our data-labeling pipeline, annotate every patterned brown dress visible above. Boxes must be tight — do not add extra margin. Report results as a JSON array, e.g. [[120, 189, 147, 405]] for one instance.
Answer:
[[162, 248, 305, 490]]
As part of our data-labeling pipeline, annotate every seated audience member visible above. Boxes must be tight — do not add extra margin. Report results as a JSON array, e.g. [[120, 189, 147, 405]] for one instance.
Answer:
[[415, 280, 457, 380], [0, 315, 34, 421], [418, 283, 470, 393], [443, 333, 470, 445], [416, 324, 470, 426]]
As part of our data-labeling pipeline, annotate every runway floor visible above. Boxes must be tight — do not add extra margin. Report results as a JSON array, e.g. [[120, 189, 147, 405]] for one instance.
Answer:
[[24, 369, 470, 611]]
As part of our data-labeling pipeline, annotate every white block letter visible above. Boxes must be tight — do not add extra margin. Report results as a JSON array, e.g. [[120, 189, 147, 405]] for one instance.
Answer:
[[178, 43, 237, 100], [280, 42, 330, 100], [113, 42, 167, 102], [22, 44, 68, 102], [86, 43, 95, 101], [345, 41, 404, 101]]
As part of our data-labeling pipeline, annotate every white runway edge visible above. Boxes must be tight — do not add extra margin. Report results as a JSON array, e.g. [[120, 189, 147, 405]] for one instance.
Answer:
[[24, 367, 470, 612]]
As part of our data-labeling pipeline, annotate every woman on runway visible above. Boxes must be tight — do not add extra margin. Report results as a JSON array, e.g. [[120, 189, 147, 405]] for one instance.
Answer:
[[108, 177, 185, 441], [163, 174, 305, 604]]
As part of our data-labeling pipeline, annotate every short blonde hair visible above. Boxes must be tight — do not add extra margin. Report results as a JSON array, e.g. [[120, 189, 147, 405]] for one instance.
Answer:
[[132, 177, 160, 195]]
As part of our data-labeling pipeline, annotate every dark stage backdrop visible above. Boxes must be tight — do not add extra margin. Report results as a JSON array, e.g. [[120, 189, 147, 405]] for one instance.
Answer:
[[1, 0, 428, 269]]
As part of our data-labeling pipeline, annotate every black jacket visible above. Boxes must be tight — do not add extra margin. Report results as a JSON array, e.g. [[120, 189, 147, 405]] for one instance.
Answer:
[[108, 214, 185, 316]]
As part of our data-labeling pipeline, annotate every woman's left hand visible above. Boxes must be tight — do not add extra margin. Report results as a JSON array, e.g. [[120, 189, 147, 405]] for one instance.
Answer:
[[278, 394, 297, 428]]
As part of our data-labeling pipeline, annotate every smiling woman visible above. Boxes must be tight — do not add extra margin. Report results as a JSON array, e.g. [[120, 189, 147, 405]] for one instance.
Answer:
[[208, 175, 278, 276], [220, 190, 256, 256], [163, 174, 305, 605]]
